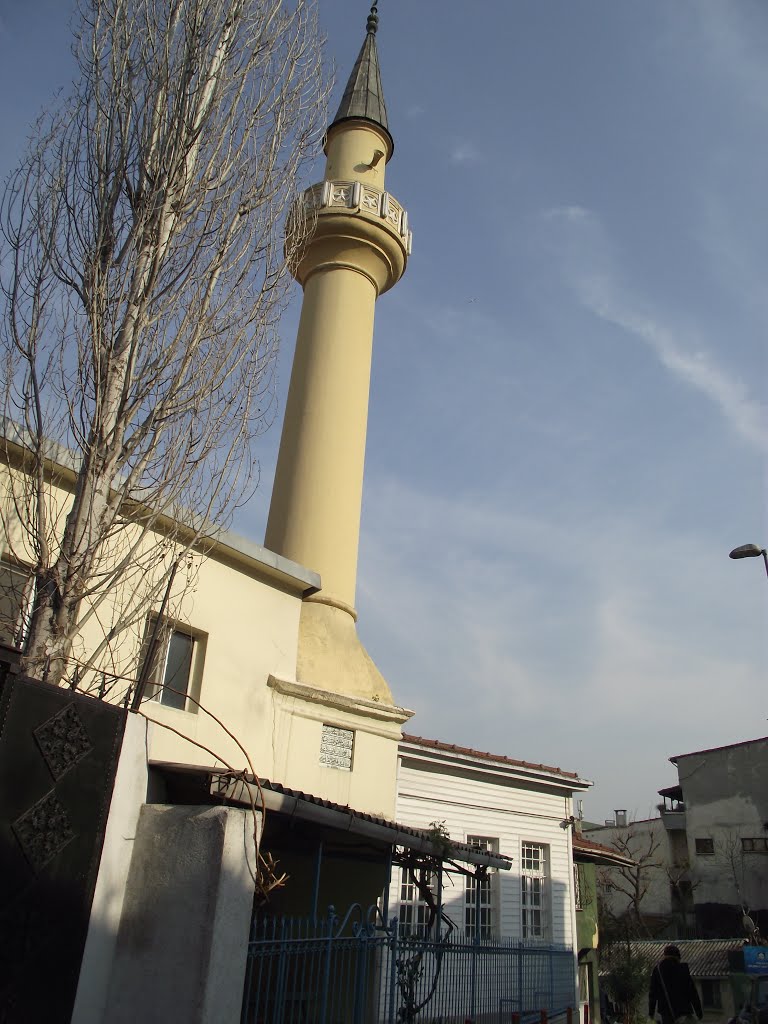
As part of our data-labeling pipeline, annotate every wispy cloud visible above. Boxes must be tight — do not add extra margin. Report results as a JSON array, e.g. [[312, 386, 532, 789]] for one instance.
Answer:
[[690, 2, 768, 115], [449, 140, 482, 165], [542, 206, 768, 452], [357, 473, 764, 814], [584, 292, 767, 450]]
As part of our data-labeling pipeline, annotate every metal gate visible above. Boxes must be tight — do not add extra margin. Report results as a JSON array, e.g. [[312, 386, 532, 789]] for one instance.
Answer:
[[0, 658, 126, 1022]]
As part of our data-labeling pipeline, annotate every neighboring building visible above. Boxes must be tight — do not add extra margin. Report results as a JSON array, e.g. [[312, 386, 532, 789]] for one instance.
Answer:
[[585, 737, 768, 941], [667, 737, 768, 938], [584, 814, 684, 937], [600, 938, 751, 1022]]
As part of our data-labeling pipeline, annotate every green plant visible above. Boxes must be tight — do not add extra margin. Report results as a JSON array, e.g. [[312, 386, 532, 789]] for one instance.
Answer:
[[426, 821, 452, 857], [603, 947, 652, 1024]]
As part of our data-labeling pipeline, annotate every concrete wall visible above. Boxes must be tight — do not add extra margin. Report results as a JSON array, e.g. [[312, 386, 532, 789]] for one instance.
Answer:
[[104, 803, 259, 1024], [585, 817, 675, 923], [72, 713, 151, 1024]]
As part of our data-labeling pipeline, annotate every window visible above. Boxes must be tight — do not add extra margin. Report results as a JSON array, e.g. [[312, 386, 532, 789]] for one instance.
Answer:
[[398, 869, 435, 937], [574, 864, 584, 910], [0, 556, 35, 648], [670, 879, 693, 912], [465, 836, 498, 940], [521, 842, 549, 940], [700, 980, 722, 1010], [742, 837, 768, 854], [140, 617, 203, 711], [695, 837, 714, 856]]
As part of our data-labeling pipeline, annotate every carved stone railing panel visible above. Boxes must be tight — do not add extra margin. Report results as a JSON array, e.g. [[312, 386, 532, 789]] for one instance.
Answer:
[[302, 180, 413, 255]]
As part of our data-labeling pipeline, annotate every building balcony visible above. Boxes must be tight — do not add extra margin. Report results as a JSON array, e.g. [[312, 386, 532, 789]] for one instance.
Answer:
[[657, 785, 686, 830]]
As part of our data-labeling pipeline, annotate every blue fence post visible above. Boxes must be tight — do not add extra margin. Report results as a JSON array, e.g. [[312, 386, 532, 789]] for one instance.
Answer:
[[319, 906, 335, 1024], [388, 919, 399, 1024], [273, 916, 289, 1023], [470, 870, 482, 1018], [353, 927, 367, 1024], [548, 945, 555, 1010], [518, 942, 524, 1014]]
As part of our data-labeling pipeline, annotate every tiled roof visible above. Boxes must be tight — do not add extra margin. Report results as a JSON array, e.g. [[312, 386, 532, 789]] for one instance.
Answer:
[[572, 833, 636, 868], [670, 736, 768, 763], [600, 940, 746, 979], [154, 761, 513, 870], [401, 733, 585, 782], [258, 777, 510, 863]]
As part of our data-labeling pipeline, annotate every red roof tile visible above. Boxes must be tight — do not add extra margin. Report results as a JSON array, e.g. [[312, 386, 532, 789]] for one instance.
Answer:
[[400, 733, 584, 781], [573, 833, 636, 868]]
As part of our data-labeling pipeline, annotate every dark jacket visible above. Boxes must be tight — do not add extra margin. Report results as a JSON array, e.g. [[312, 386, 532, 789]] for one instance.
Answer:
[[649, 957, 703, 1022]]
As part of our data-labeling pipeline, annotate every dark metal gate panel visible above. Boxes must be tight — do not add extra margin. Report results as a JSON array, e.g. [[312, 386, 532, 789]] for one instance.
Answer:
[[0, 665, 126, 1023]]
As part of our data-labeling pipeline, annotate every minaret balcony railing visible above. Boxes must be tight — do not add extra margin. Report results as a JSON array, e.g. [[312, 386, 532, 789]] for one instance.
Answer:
[[302, 180, 413, 255]]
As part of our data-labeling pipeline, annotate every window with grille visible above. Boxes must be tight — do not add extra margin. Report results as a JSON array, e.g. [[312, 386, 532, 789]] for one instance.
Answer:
[[0, 556, 35, 648], [465, 836, 498, 939], [398, 869, 434, 937], [573, 864, 584, 910], [521, 842, 549, 940]]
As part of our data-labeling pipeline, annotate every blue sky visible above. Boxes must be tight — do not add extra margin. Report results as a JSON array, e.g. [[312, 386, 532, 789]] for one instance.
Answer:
[[1, 2, 766, 821]]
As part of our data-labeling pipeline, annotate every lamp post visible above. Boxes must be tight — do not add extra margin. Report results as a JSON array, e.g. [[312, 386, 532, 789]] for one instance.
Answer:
[[728, 543, 768, 581]]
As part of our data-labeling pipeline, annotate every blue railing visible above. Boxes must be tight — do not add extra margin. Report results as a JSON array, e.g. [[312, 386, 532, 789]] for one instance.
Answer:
[[241, 906, 576, 1023]]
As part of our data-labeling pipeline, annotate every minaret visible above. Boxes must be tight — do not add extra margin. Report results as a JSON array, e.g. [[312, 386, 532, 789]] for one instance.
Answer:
[[265, 4, 411, 704]]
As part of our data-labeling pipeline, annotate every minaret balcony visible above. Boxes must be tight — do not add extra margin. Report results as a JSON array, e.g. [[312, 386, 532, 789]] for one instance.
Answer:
[[288, 180, 411, 294], [306, 180, 412, 255]]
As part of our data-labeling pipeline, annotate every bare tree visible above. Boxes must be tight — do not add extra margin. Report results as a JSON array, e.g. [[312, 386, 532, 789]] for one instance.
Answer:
[[597, 826, 663, 934], [1, 0, 328, 681], [665, 857, 699, 932]]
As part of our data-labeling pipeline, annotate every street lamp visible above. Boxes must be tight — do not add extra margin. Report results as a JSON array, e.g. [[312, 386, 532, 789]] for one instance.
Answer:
[[729, 543, 768, 580]]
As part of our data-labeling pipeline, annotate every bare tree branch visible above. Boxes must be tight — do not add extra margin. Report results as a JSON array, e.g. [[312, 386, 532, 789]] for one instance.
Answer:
[[1, 0, 329, 680]]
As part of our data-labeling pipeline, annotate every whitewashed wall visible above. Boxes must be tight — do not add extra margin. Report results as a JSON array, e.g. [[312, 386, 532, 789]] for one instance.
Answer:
[[392, 744, 590, 948]]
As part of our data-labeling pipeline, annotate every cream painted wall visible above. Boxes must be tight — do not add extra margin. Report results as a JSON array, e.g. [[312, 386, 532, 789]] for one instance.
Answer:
[[1, 459, 406, 815]]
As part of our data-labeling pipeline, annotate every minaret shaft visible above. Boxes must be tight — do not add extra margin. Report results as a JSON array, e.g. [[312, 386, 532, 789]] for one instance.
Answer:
[[265, 265, 376, 608]]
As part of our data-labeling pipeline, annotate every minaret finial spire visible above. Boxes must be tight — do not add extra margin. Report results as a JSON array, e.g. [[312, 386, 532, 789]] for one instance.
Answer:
[[366, 3, 379, 35], [327, 0, 392, 154]]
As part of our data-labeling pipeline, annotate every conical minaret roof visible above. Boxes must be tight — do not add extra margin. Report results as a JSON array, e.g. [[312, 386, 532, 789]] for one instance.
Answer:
[[328, 3, 393, 155]]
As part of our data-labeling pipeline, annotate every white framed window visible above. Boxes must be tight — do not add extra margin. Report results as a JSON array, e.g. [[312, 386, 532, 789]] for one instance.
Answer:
[[0, 556, 35, 649], [521, 841, 549, 940], [398, 869, 434, 937], [140, 617, 205, 711], [465, 836, 498, 939]]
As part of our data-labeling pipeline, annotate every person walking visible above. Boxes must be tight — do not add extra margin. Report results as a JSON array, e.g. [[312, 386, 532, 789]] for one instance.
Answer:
[[649, 945, 703, 1024]]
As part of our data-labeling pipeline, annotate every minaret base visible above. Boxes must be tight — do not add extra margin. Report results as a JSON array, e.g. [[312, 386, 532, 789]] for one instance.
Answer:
[[296, 597, 394, 704]]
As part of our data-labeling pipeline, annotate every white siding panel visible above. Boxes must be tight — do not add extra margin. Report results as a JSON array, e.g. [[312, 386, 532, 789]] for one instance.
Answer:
[[394, 753, 580, 947]]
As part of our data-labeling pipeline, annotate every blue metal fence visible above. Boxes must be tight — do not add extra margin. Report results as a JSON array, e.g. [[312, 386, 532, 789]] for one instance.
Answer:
[[241, 906, 576, 1024]]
